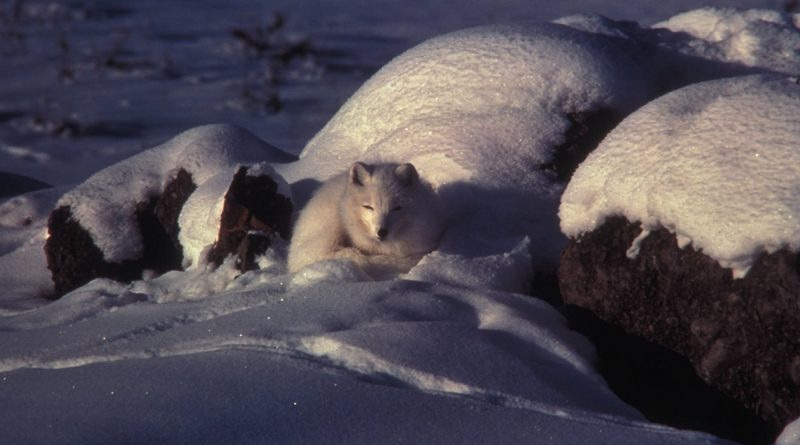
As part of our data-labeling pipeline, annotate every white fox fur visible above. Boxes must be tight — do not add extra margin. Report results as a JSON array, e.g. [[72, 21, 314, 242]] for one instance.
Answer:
[[288, 162, 444, 279]]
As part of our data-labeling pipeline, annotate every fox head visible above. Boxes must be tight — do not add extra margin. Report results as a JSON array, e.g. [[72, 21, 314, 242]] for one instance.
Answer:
[[343, 162, 420, 243]]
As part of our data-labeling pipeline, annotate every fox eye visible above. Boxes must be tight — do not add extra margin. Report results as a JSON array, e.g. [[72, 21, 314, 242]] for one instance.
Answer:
[[362, 205, 374, 211], [391, 206, 403, 212]]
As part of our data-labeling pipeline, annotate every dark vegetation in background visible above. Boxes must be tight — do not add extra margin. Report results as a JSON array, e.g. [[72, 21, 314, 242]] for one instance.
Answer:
[[230, 12, 313, 114], [0, 2, 321, 139]]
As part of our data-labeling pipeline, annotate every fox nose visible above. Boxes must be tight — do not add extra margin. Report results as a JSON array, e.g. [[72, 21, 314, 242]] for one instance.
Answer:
[[377, 227, 388, 240]]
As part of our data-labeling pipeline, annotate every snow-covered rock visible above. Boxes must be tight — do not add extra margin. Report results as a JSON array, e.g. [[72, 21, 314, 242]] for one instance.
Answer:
[[558, 74, 800, 433], [560, 74, 800, 278], [56, 124, 290, 264], [204, 165, 293, 272], [560, 215, 800, 435], [45, 125, 293, 295]]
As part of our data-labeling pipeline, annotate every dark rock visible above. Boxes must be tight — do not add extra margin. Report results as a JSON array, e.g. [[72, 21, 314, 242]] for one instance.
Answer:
[[145, 168, 196, 268], [46, 205, 124, 296], [0, 172, 51, 198], [559, 215, 800, 441], [45, 169, 196, 296], [563, 304, 777, 445], [545, 109, 622, 182], [207, 166, 292, 272]]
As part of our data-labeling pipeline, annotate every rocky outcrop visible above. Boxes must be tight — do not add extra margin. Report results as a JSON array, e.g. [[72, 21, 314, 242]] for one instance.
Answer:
[[46, 169, 196, 296], [559, 215, 800, 441], [45, 164, 294, 297], [207, 166, 293, 271]]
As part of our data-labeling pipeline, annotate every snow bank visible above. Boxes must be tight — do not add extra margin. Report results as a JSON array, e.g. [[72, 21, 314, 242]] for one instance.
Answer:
[[0, 188, 67, 311], [654, 8, 800, 75], [282, 22, 649, 188], [0, 274, 711, 443], [57, 124, 291, 264], [274, 22, 651, 286], [560, 74, 800, 277]]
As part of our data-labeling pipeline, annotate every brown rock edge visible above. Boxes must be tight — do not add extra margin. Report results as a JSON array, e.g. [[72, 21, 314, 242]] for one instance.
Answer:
[[207, 166, 293, 271], [559, 215, 800, 443], [45, 169, 196, 296], [45, 165, 293, 297]]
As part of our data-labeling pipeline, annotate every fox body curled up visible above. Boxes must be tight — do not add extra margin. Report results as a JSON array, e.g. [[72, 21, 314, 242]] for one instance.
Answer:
[[287, 162, 444, 279]]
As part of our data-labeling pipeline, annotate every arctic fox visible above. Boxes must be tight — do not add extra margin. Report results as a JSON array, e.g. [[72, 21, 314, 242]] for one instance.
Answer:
[[287, 162, 443, 279]]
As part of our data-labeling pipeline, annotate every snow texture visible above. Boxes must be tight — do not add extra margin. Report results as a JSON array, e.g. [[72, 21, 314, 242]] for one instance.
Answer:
[[560, 75, 800, 278], [0, 187, 68, 309], [654, 8, 800, 75], [778, 417, 800, 445], [58, 124, 291, 264], [0, 274, 733, 445], [281, 22, 649, 189]]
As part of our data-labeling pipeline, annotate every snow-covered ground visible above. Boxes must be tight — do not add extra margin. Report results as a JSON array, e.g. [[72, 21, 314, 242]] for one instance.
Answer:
[[2, 1, 800, 444]]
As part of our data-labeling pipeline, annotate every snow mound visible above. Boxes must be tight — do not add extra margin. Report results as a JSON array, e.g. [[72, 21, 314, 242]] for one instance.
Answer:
[[654, 8, 800, 75], [0, 275, 733, 444], [57, 124, 290, 263], [275, 23, 651, 286], [560, 74, 800, 278], [0, 276, 631, 420], [281, 22, 649, 189], [0, 187, 67, 309]]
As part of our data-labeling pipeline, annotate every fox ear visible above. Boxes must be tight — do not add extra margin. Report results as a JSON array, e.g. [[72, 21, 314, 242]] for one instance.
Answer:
[[394, 163, 418, 187], [349, 162, 371, 186]]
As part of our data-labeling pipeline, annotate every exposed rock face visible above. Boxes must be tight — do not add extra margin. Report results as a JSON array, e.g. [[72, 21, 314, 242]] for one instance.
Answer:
[[45, 169, 196, 296], [46, 165, 293, 296], [559, 215, 800, 439], [207, 166, 293, 272], [563, 305, 777, 445]]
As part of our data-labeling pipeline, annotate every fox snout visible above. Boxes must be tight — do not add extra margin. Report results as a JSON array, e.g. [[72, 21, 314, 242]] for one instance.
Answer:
[[377, 227, 388, 240], [367, 212, 391, 241]]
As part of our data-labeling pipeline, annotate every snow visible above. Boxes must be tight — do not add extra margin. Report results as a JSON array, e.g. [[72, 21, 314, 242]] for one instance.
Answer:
[[0, 187, 67, 309], [560, 74, 800, 278], [654, 8, 800, 74], [282, 22, 650, 188], [0, 276, 730, 444], [778, 418, 800, 445], [1, 1, 797, 444]]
